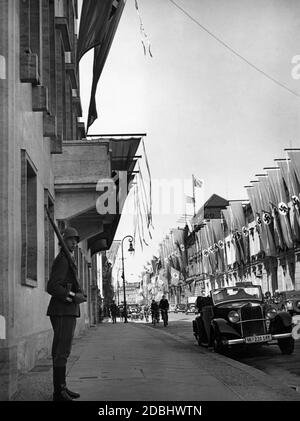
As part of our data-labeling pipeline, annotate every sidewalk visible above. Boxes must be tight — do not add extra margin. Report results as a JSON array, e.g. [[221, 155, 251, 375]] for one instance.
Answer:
[[13, 320, 300, 401]]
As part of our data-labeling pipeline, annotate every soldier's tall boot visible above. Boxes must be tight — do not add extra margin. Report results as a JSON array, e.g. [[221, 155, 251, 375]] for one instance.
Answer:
[[52, 366, 73, 401], [61, 366, 80, 399]]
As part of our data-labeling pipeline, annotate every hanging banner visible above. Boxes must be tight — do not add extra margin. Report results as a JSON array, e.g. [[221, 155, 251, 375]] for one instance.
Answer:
[[267, 170, 294, 249], [210, 219, 226, 273], [170, 267, 180, 286], [287, 151, 300, 189]]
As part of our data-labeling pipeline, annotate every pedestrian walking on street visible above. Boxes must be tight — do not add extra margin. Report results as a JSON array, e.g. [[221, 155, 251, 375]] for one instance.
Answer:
[[119, 304, 125, 321], [159, 295, 169, 326], [151, 299, 160, 324], [46, 227, 87, 401], [110, 300, 118, 324]]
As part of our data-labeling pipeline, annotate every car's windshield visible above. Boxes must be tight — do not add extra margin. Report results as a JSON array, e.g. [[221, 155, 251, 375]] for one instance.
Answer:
[[212, 286, 262, 304]]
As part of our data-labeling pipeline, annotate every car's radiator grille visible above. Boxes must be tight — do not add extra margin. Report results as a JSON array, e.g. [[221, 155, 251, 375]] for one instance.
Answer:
[[240, 305, 266, 337]]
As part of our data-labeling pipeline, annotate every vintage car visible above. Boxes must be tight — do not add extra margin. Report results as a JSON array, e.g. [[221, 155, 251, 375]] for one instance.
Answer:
[[192, 283, 295, 355], [127, 304, 143, 320], [185, 303, 197, 315], [174, 304, 187, 313]]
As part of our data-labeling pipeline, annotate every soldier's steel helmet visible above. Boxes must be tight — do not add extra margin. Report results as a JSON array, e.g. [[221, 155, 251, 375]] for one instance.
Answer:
[[62, 227, 80, 243]]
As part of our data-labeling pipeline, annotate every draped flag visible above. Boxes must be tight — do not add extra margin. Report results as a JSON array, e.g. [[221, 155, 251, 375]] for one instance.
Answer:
[[255, 177, 276, 256], [222, 209, 235, 266], [277, 160, 300, 240], [199, 226, 210, 274], [193, 175, 203, 188], [134, 0, 152, 57], [246, 187, 263, 255], [248, 183, 275, 256], [77, 0, 126, 131], [170, 230, 180, 271], [227, 202, 247, 263], [204, 223, 216, 273], [170, 267, 180, 286], [77, 0, 114, 63], [287, 150, 300, 188], [173, 228, 188, 278], [210, 219, 226, 273], [267, 169, 294, 249], [186, 195, 195, 204], [195, 230, 204, 275]]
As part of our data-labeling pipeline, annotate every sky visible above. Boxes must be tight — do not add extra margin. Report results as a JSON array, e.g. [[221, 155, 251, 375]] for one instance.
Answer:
[[78, 0, 300, 280]]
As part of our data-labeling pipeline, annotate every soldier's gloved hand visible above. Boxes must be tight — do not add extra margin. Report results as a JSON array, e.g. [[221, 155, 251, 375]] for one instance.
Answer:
[[73, 292, 87, 304]]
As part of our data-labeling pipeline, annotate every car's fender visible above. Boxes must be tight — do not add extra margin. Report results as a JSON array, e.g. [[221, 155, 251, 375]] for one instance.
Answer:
[[193, 315, 202, 332], [276, 311, 292, 327], [211, 318, 241, 338], [269, 311, 293, 334]]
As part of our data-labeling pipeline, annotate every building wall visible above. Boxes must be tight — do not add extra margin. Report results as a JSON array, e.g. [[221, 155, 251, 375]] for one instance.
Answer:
[[0, 0, 88, 400]]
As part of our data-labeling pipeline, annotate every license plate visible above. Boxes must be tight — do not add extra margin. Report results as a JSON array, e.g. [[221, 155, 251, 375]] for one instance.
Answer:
[[245, 334, 272, 344]]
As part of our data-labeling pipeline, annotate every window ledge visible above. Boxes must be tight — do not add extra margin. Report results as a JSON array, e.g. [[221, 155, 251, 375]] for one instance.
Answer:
[[55, 17, 71, 51], [66, 63, 78, 89], [32, 85, 49, 112], [20, 52, 39, 84], [23, 278, 38, 288]]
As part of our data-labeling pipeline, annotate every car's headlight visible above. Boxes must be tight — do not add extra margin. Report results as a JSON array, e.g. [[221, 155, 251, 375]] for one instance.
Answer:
[[228, 310, 240, 323], [295, 301, 300, 310], [266, 308, 277, 319]]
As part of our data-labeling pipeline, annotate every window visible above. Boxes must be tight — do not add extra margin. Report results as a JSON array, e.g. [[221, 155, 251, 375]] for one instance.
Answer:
[[21, 150, 38, 287], [44, 190, 54, 288]]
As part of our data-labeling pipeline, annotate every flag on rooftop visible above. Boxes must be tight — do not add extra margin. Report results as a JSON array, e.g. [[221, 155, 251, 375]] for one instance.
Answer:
[[193, 175, 203, 188]]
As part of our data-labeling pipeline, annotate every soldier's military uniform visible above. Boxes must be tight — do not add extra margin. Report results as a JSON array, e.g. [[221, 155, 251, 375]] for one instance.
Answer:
[[47, 227, 84, 401]]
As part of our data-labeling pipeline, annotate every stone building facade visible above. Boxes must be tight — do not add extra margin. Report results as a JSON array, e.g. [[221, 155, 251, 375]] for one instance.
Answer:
[[0, 0, 135, 400]]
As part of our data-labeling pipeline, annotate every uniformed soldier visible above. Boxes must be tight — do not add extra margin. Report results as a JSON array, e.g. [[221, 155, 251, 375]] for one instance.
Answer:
[[46, 227, 86, 401]]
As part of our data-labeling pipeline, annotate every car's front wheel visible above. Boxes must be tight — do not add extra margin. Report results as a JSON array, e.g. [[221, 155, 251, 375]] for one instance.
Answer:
[[211, 329, 226, 354], [278, 337, 295, 355]]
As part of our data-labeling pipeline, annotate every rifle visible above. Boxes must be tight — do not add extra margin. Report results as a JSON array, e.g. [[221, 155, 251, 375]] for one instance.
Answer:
[[44, 205, 79, 287]]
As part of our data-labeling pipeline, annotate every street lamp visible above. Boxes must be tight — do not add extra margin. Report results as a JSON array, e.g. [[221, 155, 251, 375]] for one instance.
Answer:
[[121, 235, 135, 323]]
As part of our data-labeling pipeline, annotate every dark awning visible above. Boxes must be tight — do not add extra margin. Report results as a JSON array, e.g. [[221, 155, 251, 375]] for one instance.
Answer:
[[86, 137, 142, 254], [88, 215, 120, 255], [110, 137, 141, 173]]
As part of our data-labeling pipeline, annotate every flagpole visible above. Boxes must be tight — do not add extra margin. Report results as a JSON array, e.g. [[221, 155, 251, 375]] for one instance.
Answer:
[[192, 174, 196, 217]]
